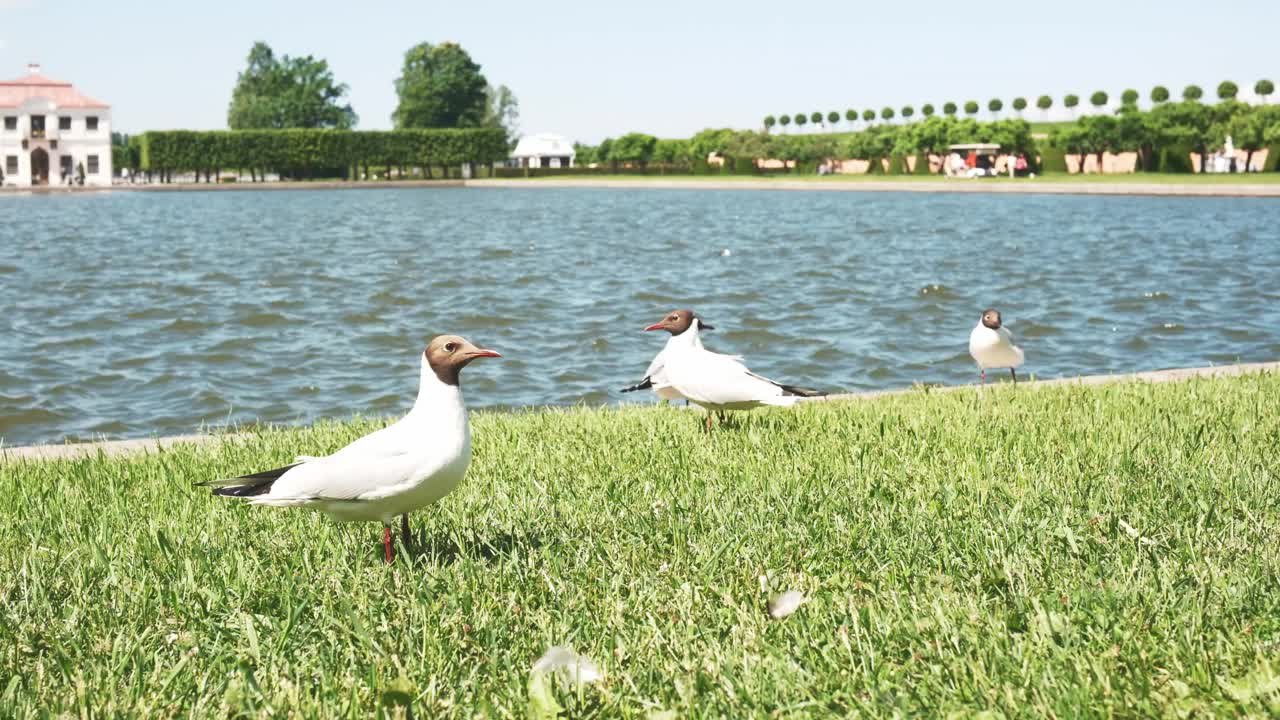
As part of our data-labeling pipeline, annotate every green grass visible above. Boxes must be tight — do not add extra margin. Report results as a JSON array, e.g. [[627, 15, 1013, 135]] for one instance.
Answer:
[[4, 374, 1280, 717]]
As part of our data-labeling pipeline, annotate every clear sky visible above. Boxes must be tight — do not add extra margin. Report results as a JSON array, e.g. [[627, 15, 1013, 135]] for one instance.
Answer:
[[1, 0, 1277, 143]]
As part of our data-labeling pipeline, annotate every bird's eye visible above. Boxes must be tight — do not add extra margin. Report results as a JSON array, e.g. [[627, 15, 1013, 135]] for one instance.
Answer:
[[444, 342, 457, 352]]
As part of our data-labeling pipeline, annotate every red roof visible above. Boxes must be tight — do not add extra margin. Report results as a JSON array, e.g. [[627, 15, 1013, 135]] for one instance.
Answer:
[[0, 72, 109, 109]]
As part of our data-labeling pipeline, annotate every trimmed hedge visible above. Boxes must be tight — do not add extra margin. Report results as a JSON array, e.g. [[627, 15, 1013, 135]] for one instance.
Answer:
[[1038, 146, 1067, 173], [1155, 145, 1194, 173], [137, 128, 508, 181], [1263, 146, 1280, 173], [886, 155, 905, 175], [912, 153, 933, 175]]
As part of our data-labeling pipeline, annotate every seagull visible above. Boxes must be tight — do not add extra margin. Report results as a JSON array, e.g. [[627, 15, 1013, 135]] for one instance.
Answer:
[[198, 335, 501, 563], [968, 308, 1024, 384], [641, 309, 825, 429], [620, 309, 710, 403]]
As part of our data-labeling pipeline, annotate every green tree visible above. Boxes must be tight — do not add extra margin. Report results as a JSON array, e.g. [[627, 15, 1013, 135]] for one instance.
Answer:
[[1217, 80, 1238, 101], [810, 111, 823, 128], [392, 42, 489, 129], [901, 105, 914, 120], [610, 132, 658, 168], [987, 98, 1003, 118], [963, 101, 979, 116], [481, 84, 519, 146], [572, 142, 597, 166], [779, 114, 791, 131], [1148, 100, 1213, 171], [795, 113, 808, 131], [227, 42, 357, 129], [1255, 79, 1274, 103], [763, 115, 776, 133], [1090, 91, 1108, 111], [1036, 95, 1052, 117], [1064, 94, 1080, 116], [827, 111, 840, 126], [881, 106, 895, 121], [1120, 88, 1139, 106], [1012, 97, 1027, 115], [921, 103, 935, 117], [862, 109, 876, 123], [845, 109, 857, 126], [1151, 86, 1170, 103], [1183, 85, 1203, 102], [943, 102, 958, 116], [1227, 106, 1280, 171], [651, 138, 689, 173]]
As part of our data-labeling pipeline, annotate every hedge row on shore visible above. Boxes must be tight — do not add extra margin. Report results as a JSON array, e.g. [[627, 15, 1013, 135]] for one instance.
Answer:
[[122, 128, 509, 181]]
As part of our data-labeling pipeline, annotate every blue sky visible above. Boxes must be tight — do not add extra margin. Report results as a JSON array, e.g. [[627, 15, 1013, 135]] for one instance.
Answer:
[[1, 0, 1277, 143]]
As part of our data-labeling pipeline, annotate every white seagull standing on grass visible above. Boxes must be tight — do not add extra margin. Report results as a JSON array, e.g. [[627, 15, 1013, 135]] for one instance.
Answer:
[[620, 310, 709, 403], [637, 309, 824, 429], [968, 308, 1025, 384], [199, 335, 501, 563]]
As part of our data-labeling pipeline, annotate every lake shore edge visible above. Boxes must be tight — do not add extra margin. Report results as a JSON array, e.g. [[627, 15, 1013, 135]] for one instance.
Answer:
[[5, 176, 1280, 197], [5, 359, 1276, 462]]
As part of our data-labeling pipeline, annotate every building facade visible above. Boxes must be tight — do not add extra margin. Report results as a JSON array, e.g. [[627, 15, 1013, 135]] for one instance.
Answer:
[[510, 133, 575, 169], [0, 64, 112, 188]]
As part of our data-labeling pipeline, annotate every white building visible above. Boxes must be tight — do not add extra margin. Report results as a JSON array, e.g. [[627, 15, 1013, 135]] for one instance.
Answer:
[[510, 133, 575, 169], [0, 64, 112, 188]]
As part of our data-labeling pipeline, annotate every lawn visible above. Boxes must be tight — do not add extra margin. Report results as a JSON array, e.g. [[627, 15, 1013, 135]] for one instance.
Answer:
[[3, 373, 1280, 717], [482, 172, 1280, 186]]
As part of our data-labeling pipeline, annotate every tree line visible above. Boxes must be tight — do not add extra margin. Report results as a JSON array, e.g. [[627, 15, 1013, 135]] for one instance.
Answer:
[[574, 101, 1280, 176], [114, 128, 509, 182], [762, 79, 1276, 132]]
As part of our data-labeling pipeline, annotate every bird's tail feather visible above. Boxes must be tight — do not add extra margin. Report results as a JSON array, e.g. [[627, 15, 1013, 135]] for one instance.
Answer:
[[779, 383, 826, 398], [197, 463, 300, 498]]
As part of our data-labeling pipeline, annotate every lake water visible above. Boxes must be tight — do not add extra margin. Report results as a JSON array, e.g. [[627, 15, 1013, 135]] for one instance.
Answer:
[[2, 186, 1278, 446]]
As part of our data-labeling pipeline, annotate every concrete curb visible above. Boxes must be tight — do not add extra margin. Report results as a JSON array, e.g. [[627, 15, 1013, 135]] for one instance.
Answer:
[[3, 360, 1276, 463]]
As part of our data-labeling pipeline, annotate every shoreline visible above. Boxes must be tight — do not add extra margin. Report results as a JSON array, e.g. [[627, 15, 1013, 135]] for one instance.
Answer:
[[4, 359, 1276, 462], [3, 176, 1280, 197]]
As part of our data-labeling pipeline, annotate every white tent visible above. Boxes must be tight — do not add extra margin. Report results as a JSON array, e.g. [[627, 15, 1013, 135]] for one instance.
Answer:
[[511, 133, 575, 169]]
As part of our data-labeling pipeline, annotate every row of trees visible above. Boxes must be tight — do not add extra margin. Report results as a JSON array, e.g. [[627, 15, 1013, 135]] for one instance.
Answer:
[[120, 128, 509, 182], [574, 118, 1035, 172], [226, 41, 520, 144], [764, 79, 1277, 132], [1049, 102, 1280, 173], [575, 101, 1280, 176]]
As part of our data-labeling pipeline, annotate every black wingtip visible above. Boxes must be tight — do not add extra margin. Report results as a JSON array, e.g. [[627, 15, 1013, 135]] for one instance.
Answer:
[[780, 384, 826, 398], [200, 462, 301, 498], [621, 377, 654, 393]]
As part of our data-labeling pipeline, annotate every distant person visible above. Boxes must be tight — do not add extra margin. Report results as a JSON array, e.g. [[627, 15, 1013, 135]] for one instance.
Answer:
[[1015, 153, 1028, 177], [966, 151, 977, 170], [949, 153, 965, 177]]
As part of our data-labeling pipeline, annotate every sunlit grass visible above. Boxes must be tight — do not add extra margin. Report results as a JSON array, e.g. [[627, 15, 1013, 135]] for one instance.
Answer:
[[480, 172, 1280, 185], [3, 373, 1280, 716]]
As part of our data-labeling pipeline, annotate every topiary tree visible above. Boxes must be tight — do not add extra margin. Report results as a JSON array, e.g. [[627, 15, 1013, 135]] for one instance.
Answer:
[[964, 100, 979, 116], [881, 106, 895, 121], [1121, 88, 1139, 106], [763, 115, 776, 133], [901, 105, 914, 120], [1255, 79, 1274, 103], [1090, 91, 1108, 111], [1064, 94, 1080, 116], [1012, 97, 1027, 115], [1217, 80, 1238, 101], [922, 103, 935, 117], [1183, 85, 1203, 101], [794, 113, 808, 131], [845, 108, 857, 126], [1151, 86, 1170, 103], [779, 114, 791, 131], [862, 109, 875, 124], [1036, 95, 1052, 118], [943, 102, 957, 116], [827, 111, 840, 126], [810, 111, 823, 128], [988, 98, 1003, 118]]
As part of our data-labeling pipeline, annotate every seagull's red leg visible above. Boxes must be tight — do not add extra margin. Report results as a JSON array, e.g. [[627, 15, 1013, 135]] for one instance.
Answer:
[[383, 526, 393, 564]]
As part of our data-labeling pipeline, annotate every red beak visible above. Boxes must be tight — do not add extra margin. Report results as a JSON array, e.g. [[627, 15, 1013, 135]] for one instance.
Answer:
[[467, 348, 502, 359], [644, 323, 665, 332]]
